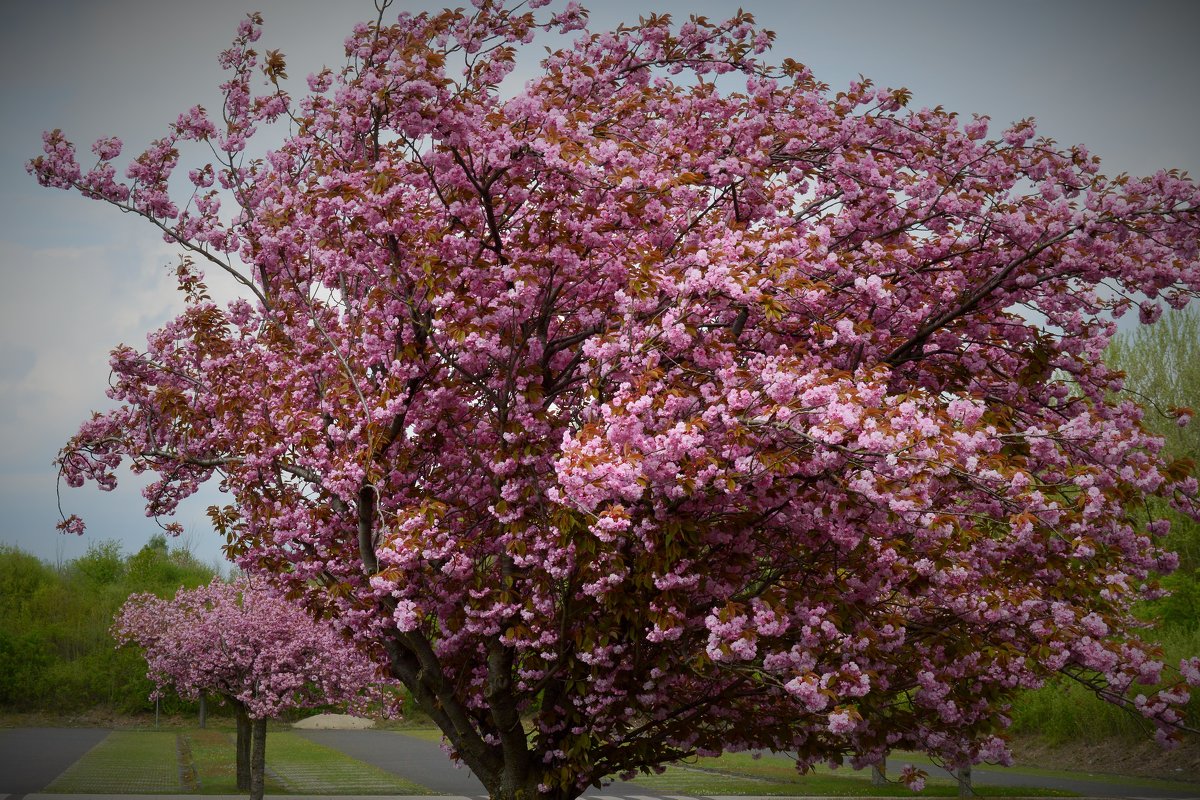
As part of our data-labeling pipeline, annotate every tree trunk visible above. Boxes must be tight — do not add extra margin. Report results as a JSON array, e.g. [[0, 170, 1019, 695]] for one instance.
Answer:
[[235, 702, 251, 792], [956, 764, 972, 798], [250, 716, 268, 800], [488, 776, 580, 800], [871, 755, 886, 786]]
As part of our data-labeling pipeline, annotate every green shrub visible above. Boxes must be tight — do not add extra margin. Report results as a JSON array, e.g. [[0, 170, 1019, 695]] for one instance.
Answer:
[[1011, 625, 1200, 742], [0, 539, 216, 712]]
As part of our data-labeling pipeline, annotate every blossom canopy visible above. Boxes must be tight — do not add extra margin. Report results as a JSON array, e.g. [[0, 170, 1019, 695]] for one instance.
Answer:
[[31, 2, 1200, 798]]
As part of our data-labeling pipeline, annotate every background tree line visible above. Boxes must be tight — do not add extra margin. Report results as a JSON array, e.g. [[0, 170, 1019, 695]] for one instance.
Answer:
[[0, 534, 216, 712]]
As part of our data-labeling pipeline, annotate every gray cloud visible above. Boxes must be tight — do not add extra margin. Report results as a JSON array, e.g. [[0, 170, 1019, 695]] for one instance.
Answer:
[[0, 343, 35, 384]]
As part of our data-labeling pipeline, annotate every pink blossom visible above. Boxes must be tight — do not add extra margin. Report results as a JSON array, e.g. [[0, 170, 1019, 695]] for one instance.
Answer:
[[826, 707, 858, 734], [784, 675, 829, 713], [91, 136, 123, 160], [900, 764, 927, 792]]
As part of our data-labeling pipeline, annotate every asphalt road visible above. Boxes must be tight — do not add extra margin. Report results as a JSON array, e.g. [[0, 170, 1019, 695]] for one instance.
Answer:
[[0, 727, 108, 794], [297, 729, 487, 796], [296, 729, 652, 797]]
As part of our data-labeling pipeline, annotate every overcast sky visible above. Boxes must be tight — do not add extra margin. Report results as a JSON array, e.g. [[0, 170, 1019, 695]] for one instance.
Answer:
[[2, 0, 1198, 569]]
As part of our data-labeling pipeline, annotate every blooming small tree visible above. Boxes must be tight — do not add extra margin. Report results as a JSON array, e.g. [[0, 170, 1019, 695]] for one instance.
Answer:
[[114, 578, 393, 799], [32, 2, 1200, 798]]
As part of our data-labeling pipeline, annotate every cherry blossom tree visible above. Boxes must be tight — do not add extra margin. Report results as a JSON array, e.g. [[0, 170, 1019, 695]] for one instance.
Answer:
[[113, 578, 392, 799], [31, 2, 1200, 798]]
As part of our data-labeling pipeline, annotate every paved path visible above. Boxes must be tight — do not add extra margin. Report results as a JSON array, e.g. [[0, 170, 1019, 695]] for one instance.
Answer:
[[896, 758, 1198, 799], [296, 729, 655, 797], [0, 727, 108, 795], [297, 730, 487, 795]]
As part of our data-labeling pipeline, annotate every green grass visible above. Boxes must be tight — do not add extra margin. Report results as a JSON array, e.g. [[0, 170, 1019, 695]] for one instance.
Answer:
[[46, 730, 185, 793], [185, 728, 286, 794], [889, 749, 1200, 792], [44, 727, 436, 795], [1010, 624, 1200, 744], [398, 726, 446, 742], [678, 749, 1200, 796], [624, 752, 1076, 797], [401, 730, 1072, 797], [260, 731, 434, 795], [62, 725, 1183, 798]]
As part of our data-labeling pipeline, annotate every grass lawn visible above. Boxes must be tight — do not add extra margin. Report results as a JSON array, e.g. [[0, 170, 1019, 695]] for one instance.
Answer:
[[184, 728, 285, 794], [886, 749, 1200, 793], [624, 755, 1076, 797], [396, 726, 446, 742], [45, 727, 434, 795], [46, 725, 1198, 798], [258, 730, 433, 795], [46, 730, 186, 793], [400, 729, 1072, 796]]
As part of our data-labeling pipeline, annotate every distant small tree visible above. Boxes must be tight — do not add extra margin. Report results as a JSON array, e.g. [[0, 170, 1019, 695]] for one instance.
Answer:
[[113, 578, 395, 800], [0, 542, 217, 711], [124, 534, 213, 593], [71, 540, 127, 587]]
